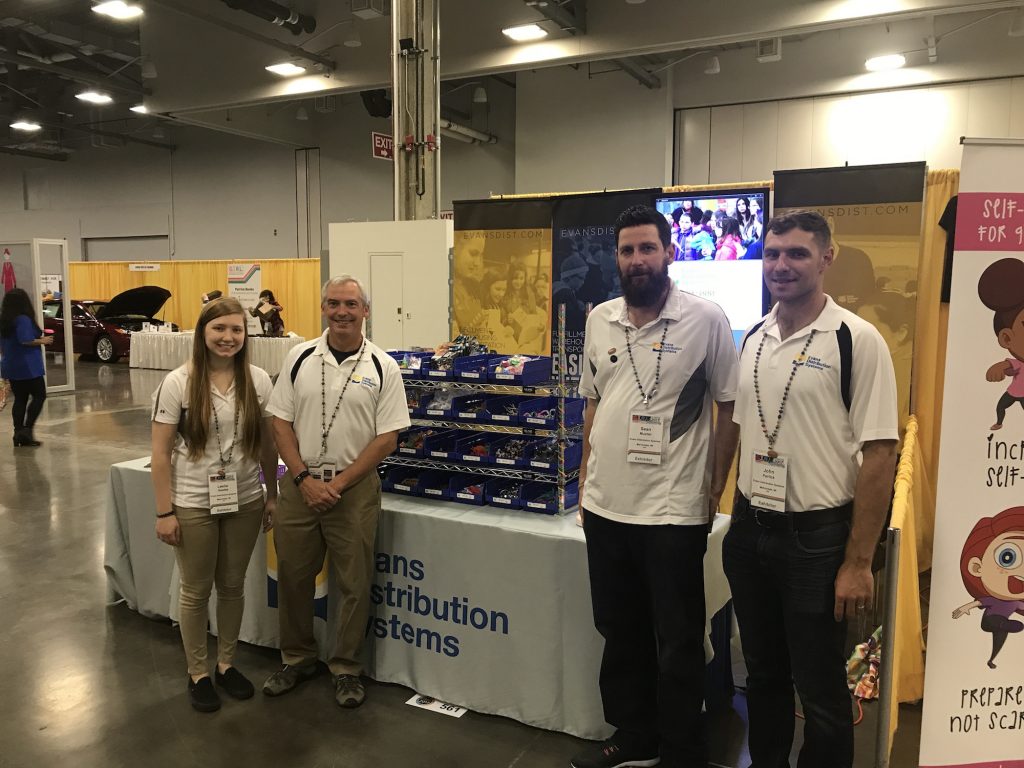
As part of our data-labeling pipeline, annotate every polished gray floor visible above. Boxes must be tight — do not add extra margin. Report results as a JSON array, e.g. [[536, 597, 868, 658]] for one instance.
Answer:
[[0, 362, 924, 767]]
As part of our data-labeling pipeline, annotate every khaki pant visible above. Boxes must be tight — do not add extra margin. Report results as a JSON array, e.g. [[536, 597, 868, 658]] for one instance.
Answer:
[[173, 498, 264, 677], [275, 471, 380, 676]]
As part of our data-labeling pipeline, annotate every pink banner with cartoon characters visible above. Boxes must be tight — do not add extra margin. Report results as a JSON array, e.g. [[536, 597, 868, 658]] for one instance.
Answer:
[[919, 140, 1024, 768]]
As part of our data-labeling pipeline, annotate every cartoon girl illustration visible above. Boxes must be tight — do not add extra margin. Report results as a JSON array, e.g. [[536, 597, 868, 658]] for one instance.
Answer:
[[952, 507, 1024, 668], [978, 258, 1024, 430]]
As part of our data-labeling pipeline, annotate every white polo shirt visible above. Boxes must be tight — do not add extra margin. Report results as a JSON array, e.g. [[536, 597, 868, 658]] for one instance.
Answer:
[[152, 364, 274, 509], [733, 295, 898, 511], [268, 331, 410, 470], [579, 288, 739, 525]]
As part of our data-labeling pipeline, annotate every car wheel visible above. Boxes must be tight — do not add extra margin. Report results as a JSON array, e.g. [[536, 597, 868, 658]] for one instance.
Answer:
[[94, 335, 118, 363]]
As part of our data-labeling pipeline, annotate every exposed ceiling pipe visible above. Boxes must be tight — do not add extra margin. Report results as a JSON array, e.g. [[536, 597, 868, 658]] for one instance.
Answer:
[[220, 0, 316, 36], [439, 118, 497, 144], [0, 145, 68, 161], [147, 0, 335, 71]]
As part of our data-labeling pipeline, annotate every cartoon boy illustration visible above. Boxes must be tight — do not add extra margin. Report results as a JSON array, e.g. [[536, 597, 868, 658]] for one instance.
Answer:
[[952, 507, 1024, 668], [978, 258, 1024, 430]]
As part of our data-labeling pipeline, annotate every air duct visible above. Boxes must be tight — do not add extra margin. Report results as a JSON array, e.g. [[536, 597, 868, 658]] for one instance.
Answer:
[[220, 0, 315, 35]]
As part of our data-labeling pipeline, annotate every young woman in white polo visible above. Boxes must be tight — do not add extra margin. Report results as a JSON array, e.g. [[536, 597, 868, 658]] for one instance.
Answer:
[[150, 297, 277, 712]]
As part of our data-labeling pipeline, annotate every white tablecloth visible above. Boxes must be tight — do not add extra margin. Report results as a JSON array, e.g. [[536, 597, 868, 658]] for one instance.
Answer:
[[129, 333, 306, 376], [104, 457, 732, 739]]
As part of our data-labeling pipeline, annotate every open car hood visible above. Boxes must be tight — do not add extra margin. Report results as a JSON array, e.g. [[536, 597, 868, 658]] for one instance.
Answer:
[[94, 286, 171, 319]]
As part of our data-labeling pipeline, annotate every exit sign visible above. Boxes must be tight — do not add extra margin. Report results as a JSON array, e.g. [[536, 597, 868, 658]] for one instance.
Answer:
[[372, 131, 393, 160]]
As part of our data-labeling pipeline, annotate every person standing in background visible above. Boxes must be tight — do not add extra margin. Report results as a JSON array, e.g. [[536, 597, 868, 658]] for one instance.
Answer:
[[151, 297, 277, 713], [0, 288, 52, 447], [252, 289, 285, 337]]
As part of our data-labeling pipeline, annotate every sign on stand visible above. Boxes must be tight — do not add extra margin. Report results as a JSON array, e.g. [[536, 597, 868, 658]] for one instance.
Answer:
[[227, 263, 262, 336], [919, 137, 1024, 768], [372, 131, 394, 160]]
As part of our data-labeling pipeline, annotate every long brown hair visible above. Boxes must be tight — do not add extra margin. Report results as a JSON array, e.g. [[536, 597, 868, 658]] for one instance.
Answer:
[[183, 298, 262, 461]]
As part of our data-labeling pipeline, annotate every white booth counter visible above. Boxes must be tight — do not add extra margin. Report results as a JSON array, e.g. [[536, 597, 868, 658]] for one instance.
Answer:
[[105, 457, 734, 740]]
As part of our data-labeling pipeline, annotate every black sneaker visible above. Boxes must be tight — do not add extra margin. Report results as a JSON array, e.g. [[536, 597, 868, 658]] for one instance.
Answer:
[[188, 676, 221, 713], [569, 739, 660, 768], [215, 666, 255, 700], [262, 663, 320, 696], [333, 674, 365, 708]]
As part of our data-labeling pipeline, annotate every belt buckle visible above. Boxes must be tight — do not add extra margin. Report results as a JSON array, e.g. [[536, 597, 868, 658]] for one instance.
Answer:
[[753, 507, 775, 527]]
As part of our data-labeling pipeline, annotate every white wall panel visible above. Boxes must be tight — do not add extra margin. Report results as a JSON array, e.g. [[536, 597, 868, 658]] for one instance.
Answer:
[[1008, 77, 1024, 137], [675, 108, 711, 185], [776, 100, 815, 171], [965, 80, 1013, 138], [809, 96, 848, 168], [740, 101, 779, 181], [925, 84, 970, 170], [709, 105, 744, 184]]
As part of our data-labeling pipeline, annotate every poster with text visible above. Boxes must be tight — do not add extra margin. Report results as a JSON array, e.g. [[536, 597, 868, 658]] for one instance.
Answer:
[[227, 263, 262, 336], [775, 162, 926, 431], [918, 140, 1024, 768], [550, 190, 658, 378], [452, 200, 552, 356]]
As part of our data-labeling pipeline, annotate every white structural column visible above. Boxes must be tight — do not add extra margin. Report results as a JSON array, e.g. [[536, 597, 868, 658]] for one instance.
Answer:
[[391, 0, 441, 221]]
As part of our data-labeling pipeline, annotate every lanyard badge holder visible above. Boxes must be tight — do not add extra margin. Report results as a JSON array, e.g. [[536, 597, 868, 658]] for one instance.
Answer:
[[748, 330, 817, 512], [308, 341, 366, 483], [626, 321, 669, 465], [209, 402, 240, 515]]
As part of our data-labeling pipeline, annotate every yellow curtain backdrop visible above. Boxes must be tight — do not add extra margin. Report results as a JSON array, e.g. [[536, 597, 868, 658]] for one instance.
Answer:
[[886, 416, 927, 754], [68, 259, 322, 341], [909, 169, 958, 570]]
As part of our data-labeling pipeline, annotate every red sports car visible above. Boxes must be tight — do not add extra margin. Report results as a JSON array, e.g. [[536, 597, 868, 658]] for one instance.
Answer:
[[43, 286, 177, 363]]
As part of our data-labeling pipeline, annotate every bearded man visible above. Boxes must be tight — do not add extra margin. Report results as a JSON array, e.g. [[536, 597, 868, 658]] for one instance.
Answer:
[[570, 205, 740, 768]]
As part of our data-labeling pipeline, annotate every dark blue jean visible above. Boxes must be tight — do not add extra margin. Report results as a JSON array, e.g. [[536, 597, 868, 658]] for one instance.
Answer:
[[583, 510, 709, 768], [722, 512, 853, 768]]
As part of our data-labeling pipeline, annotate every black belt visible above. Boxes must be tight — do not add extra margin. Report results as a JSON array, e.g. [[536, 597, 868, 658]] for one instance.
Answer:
[[733, 494, 852, 531]]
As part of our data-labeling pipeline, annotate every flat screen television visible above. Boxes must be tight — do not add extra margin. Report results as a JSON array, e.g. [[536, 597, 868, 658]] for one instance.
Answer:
[[655, 188, 770, 348]]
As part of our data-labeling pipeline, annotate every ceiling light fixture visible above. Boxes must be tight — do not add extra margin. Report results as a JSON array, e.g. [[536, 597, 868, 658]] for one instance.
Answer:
[[472, 86, 488, 104], [502, 24, 548, 42], [1009, 7, 1024, 37], [10, 120, 42, 132], [140, 57, 158, 79], [266, 61, 307, 77], [704, 55, 721, 75], [130, 104, 148, 114], [295, 106, 309, 121], [92, 1, 143, 20], [865, 53, 906, 72], [75, 90, 113, 104]]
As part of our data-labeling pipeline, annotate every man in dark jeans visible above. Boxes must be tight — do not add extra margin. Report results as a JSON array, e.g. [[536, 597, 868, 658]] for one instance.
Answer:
[[726, 210, 898, 767], [574, 205, 739, 768]]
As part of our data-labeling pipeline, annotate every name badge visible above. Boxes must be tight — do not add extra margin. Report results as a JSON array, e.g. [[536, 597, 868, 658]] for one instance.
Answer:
[[208, 471, 239, 515], [307, 461, 336, 483], [627, 411, 664, 465], [750, 451, 789, 512]]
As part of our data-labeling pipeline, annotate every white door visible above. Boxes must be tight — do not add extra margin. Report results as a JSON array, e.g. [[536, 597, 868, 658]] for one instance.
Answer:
[[369, 252, 404, 349]]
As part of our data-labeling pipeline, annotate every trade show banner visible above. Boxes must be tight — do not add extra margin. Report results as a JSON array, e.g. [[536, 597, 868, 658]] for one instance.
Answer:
[[550, 190, 657, 378], [774, 162, 926, 430], [919, 139, 1024, 768], [227, 262, 262, 336], [452, 199, 552, 356]]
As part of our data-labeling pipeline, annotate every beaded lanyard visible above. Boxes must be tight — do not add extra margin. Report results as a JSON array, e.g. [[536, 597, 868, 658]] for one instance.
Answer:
[[211, 396, 239, 474], [320, 340, 366, 459], [625, 320, 669, 407], [752, 329, 816, 457]]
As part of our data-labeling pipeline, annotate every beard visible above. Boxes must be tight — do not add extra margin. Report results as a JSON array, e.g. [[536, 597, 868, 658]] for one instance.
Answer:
[[619, 263, 671, 308]]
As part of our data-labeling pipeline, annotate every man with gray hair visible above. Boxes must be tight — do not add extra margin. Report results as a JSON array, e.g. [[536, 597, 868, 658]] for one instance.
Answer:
[[262, 276, 410, 707]]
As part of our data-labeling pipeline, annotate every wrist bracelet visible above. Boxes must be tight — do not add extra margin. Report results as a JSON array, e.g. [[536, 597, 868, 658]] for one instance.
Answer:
[[156, 510, 176, 519], [293, 469, 310, 486]]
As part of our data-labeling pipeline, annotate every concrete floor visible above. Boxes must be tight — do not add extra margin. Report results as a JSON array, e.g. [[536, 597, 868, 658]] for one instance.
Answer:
[[0, 361, 925, 768]]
